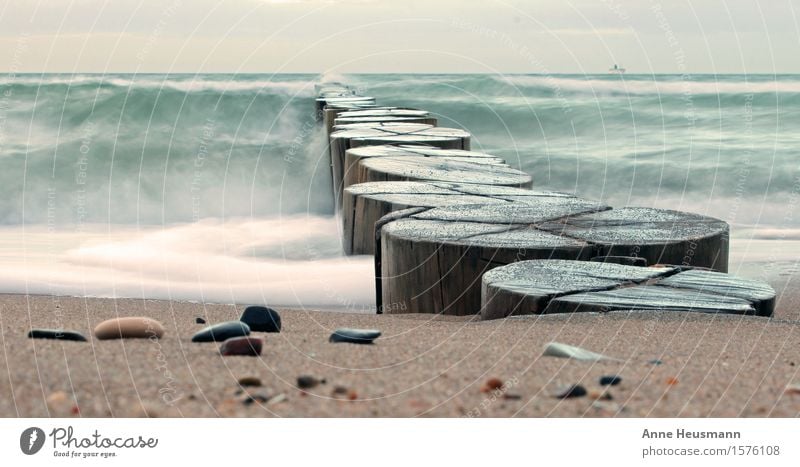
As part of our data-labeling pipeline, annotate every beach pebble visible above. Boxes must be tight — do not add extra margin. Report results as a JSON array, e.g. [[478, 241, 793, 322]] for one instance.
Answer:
[[28, 329, 87, 342], [329, 328, 381, 344], [237, 376, 262, 387], [241, 391, 270, 405], [480, 377, 504, 393], [46, 391, 73, 416], [240, 306, 282, 333], [592, 401, 623, 413], [543, 342, 617, 362], [589, 390, 614, 401], [552, 384, 587, 399], [666, 377, 679, 386], [648, 359, 663, 365], [332, 386, 349, 397], [94, 317, 165, 340], [267, 393, 287, 406], [192, 321, 250, 342], [219, 336, 263, 356], [600, 375, 622, 386], [297, 375, 325, 389], [784, 384, 800, 395], [195, 317, 206, 324]]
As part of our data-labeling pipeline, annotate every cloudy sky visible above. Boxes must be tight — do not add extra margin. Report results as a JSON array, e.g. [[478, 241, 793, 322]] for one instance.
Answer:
[[1, 0, 798, 73]]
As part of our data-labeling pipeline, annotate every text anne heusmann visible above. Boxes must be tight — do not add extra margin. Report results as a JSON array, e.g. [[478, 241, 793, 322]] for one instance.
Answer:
[[642, 429, 741, 439]]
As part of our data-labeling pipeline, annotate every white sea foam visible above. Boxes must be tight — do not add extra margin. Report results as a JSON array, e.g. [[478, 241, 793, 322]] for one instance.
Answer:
[[0, 216, 375, 310]]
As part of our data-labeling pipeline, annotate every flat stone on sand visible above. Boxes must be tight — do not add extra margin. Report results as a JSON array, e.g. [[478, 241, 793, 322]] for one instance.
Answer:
[[220, 336, 263, 356], [192, 321, 251, 342], [28, 329, 87, 342], [542, 342, 618, 362], [600, 375, 623, 386], [552, 384, 587, 399], [94, 317, 165, 340], [329, 328, 381, 344]]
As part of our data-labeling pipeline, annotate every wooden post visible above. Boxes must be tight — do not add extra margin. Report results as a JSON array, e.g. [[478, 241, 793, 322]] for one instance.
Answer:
[[355, 155, 533, 188], [538, 207, 730, 272], [335, 108, 437, 128], [481, 260, 774, 319], [329, 124, 470, 213], [322, 101, 380, 135], [343, 145, 506, 189], [342, 182, 571, 255], [481, 260, 674, 320], [380, 205, 728, 316], [380, 201, 610, 315], [372, 207, 429, 314], [316, 95, 376, 120], [334, 115, 437, 129]]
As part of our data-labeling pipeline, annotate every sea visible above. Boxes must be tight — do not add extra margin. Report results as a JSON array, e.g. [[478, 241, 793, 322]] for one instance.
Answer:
[[0, 73, 798, 309]]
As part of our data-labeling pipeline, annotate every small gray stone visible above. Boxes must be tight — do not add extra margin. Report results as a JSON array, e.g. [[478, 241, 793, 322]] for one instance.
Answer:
[[543, 342, 618, 362], [329, 328, 381, 344]]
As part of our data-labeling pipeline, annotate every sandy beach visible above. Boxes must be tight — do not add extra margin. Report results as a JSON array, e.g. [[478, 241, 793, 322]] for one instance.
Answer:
[[3, 270, 799, 418]]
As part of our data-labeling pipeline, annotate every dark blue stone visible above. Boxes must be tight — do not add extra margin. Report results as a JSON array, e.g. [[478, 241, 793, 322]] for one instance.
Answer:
[[191, 321, 250, 342], [240, 306, 281, 333], [329, 328, 381, 344], [648, 359, 663, 366], [599, 375, 622, 386], [27, 329, 87, 342], [552, 384, 587, 399]]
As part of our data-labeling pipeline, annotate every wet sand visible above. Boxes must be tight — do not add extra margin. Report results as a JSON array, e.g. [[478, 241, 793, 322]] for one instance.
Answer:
[[2, 276, 800, 418]]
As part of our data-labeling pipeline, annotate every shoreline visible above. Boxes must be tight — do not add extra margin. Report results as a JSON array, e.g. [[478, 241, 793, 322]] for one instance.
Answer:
[[2, 293, 799, 417]]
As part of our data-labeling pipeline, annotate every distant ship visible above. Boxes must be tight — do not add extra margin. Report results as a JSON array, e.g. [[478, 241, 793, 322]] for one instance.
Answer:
[[609, 64, 626, 74]]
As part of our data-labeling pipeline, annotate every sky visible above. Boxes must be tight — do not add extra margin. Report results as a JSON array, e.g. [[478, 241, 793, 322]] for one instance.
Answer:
[[0, 0, 798, 74]]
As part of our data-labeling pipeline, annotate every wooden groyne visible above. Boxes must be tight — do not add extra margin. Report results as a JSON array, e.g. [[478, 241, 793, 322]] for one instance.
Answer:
[[342, 182, 571, 255], [329, 124, 470, 212], [313, 82, 773, 319]]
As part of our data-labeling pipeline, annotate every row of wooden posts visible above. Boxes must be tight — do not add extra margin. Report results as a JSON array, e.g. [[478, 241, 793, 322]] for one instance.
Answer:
[[313, 82, 775, 319]]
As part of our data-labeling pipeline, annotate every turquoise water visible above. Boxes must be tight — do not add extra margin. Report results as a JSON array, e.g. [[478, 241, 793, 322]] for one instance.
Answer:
[[0, 73, 797, 304]]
